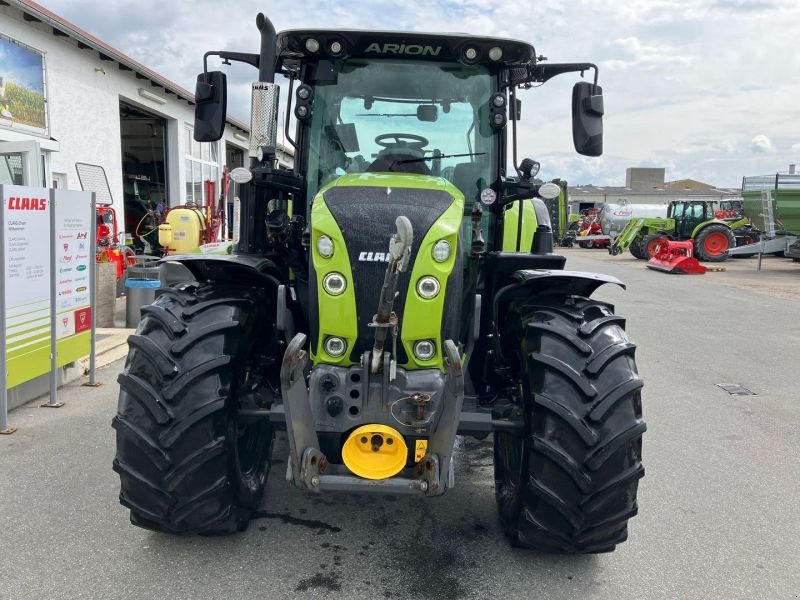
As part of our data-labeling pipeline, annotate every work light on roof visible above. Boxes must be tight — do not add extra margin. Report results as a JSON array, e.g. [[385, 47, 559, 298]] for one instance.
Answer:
[[305, 38, 320, 53], [489, 46, 503, 61], [329, 40, 344, 55]]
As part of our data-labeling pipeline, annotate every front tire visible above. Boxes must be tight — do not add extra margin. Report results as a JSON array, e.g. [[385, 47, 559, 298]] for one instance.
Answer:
[[640, 234, 668, 260], [628, 237, 644, 259], [113, 283, 276, 534], [495, 298, 645, 553]]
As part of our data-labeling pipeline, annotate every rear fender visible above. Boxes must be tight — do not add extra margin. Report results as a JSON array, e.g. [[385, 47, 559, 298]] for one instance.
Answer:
[[159, 254, 282, 290], [690, 219, 732, 240]]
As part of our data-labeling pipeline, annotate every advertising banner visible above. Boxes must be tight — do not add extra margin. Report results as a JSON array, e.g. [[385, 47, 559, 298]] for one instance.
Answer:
[[3, 184, 52, 387], [1, 186, 93, 389], [0, 35, 48, 135], [54, 189, 92, 366]]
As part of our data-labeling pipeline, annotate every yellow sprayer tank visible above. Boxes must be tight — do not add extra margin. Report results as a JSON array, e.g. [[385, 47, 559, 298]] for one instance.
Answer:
[[161, 207, 205, 254]]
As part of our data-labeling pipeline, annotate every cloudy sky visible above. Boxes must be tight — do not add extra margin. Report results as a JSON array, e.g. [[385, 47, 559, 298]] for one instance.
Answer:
[[43, 0, 800, 187]]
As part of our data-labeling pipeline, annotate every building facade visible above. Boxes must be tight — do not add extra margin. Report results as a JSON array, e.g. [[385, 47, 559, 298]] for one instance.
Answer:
[[0, 0, 291, 246]]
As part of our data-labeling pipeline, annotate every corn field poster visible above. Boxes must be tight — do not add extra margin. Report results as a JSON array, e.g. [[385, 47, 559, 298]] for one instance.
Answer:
[[0, 35, 47, 134]]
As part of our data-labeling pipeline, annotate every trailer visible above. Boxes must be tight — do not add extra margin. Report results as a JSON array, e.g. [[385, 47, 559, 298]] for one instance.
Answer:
[[728, 177, 800, 257]]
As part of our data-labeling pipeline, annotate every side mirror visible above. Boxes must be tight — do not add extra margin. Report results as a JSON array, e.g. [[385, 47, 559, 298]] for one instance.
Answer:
[[193, 71, 227, 142], [572, 82, 603, 157], [510, 98, 522, 121], [417, 104, 438, 122]]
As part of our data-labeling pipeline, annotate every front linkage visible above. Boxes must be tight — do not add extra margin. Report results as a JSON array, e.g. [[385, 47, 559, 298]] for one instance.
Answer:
[[281, 333, 464, 495], [281, 218, 464, 495]]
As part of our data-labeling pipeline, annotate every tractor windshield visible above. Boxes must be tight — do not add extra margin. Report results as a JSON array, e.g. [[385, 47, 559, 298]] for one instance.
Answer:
[[305, 59, 494, 204]]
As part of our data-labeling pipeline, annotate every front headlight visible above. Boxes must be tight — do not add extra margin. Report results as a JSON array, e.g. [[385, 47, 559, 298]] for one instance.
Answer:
[[413, 340, 436, 361], [322, 272, 347, 296], [317, 235, 334, 258], [416, 276, 440, 299], [432, 240, 451, 262], [324, 336, 347, 357]]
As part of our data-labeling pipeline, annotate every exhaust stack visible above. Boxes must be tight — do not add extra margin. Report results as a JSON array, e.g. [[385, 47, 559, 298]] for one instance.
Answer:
[[250, 13, 279, 158]]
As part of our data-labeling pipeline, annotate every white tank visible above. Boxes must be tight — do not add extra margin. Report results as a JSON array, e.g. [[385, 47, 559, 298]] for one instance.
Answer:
[[598, 202, 668, 237]]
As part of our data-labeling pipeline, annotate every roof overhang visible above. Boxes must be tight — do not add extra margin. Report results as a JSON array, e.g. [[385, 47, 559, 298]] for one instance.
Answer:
[[9, 0, 250, 133]]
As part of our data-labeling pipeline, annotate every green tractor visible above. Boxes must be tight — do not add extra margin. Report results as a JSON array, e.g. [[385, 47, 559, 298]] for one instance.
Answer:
[[610, 199, 753, 261], [113, 14, 646, 553]]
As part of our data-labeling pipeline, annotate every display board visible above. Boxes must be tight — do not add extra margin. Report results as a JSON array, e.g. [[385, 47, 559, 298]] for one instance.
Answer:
[[54, 189, 93, 367], [1, 185, 93, 388], [3, 185, 51, 387]]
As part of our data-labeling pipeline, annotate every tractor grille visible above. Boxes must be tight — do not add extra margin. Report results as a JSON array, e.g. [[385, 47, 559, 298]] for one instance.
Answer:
[[321, 185, 460, 363]]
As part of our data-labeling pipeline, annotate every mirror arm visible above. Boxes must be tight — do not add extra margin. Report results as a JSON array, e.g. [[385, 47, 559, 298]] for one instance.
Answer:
[[508, 62, 600, 91], [533, 62, 599, 89], [499, 180, 536, 206], [202, 51, 260, 74]]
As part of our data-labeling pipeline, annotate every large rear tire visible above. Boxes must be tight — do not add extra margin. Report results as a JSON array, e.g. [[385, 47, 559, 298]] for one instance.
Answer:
[[494, 298, 645, 553], [113, 283, 276, 534], [695, 225, 735, 262]]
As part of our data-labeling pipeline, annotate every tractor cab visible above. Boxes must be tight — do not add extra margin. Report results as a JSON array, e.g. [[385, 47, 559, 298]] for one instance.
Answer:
[[668, 200, 713, 238]]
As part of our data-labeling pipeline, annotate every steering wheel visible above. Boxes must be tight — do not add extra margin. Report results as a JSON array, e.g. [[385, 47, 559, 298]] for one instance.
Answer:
[[375, 133, 429, 150]]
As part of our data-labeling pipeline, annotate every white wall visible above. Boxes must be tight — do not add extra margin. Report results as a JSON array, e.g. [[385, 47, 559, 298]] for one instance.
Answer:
[[0, 6, 249, 237]]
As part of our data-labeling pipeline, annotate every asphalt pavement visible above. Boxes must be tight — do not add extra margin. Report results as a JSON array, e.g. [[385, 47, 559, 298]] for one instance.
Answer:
[[1, 248, 798, 600]]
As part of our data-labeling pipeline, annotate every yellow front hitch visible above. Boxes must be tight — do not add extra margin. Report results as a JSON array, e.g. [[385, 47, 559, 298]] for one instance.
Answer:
[[341, 424, 408, 480]]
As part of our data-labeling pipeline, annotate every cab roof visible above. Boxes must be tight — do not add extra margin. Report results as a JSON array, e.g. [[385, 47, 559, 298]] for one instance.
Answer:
[[276, 29, 536, 72]]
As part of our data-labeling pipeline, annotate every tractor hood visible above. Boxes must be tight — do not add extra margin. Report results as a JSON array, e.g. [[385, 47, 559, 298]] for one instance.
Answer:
[[309, 173, 465, 369]]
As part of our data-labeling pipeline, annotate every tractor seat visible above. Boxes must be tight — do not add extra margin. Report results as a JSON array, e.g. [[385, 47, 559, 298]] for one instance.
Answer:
[[367, 147, 431, 175]]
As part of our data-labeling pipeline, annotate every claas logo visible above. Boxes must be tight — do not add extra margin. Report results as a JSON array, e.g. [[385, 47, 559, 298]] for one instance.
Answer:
[[7, 197, 47, 210]]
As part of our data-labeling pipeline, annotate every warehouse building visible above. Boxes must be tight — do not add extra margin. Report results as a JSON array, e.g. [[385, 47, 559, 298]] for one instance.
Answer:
[[0, 0, 292, 247], [568, 167, 738, 213]]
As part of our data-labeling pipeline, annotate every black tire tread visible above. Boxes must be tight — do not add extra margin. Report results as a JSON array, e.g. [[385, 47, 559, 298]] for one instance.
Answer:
[[114, 284, 273, 535], [495, 298, 645, 554], [628, 238, 644, 259]]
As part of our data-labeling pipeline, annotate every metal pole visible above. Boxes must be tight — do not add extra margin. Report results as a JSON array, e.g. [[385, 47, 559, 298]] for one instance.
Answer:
[[42, 187, 63, 408], [88, 193, 97, 385], [0, 184, 15, 434]]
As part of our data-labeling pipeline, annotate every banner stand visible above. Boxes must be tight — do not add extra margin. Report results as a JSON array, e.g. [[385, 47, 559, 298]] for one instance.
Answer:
[[83, 193, 100, 388], [1, 184, 98, 429], [0, 192, 15, 434], [41, 188, 64, 408]]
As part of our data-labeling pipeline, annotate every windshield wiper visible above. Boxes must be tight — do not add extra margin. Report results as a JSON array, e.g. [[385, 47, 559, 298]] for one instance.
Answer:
[[390, 152, 486, 170], [357, 113, 417, 118]]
